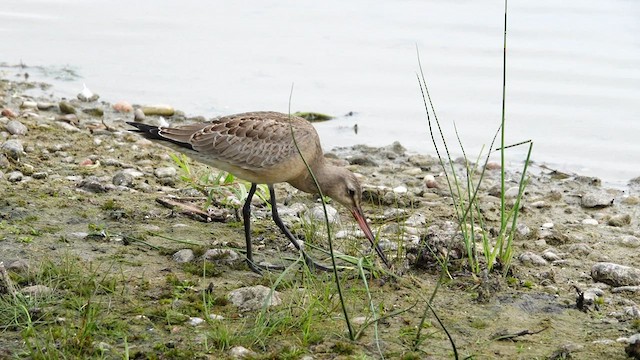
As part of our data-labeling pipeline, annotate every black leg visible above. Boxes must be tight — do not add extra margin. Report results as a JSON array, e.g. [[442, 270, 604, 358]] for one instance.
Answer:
[[268, 185, 330, 271], [243, 183, 262, 274]]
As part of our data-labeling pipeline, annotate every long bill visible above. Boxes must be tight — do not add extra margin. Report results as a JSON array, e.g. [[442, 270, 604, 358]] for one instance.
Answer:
[[350, 206, 391, 268]]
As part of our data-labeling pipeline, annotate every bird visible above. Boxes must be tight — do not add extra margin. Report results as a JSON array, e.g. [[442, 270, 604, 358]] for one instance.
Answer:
[[127, 111, 390, 273]]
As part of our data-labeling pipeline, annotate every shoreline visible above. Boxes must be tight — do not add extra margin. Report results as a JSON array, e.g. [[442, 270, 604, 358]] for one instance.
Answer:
[[2, 75, 640, 358]]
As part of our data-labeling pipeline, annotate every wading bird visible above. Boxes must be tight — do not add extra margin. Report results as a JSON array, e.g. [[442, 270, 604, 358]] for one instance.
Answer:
[[128, 111, 389, 273]]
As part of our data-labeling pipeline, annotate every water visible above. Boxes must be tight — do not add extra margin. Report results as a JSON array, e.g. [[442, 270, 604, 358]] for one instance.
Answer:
[[2, 0, 639, 186]]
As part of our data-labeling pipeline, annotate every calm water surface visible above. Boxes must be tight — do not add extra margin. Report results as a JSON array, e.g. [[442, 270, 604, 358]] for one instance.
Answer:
[[2, 0, 639, 186]]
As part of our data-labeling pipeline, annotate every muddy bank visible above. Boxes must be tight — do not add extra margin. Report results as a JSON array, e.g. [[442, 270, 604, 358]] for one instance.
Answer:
[[1, 76, 640, 359]]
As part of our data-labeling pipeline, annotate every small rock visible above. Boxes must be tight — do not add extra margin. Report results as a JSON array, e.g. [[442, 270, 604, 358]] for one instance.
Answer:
[[408, 154, 437, 167], [7, 171, 23, 182], [405, 213, 426, 227], [567, 243, 592, 256], [5, 120, 28, 135], [305, 204, 339, 224], [36, 102, 56, 110], [485, 162, 501, 170], [113, 101, 133, 113], [188, 317, 205, 326], [56, 113, 79, 125], [529, 200, 547, 208], [2, 139, 24, 160], [154, 167, 177, 178], [134, 108, 146, 121], [32, 172, 48, 180], [541, 222, 554, 229], [20, 101, 37, 109], [348, 155, 378, 167], [227, 285, 282, 312], [581, 192, 614, 208], [229, 346, 256, 359], [1, 108, 17, 118], [6, 259, 29, 273], [542, 249, 561, 261], [619, 235, 640, 248], [518, 252, 548, 266], [608, 214, 631, 227], [121, 168, 145, 178], [172, 249, 195, 263], [82, 107, 104, 117], [209, 314, 224, 321], [141, 104, 174, 116], [202, 249, 241, 264], [58, 101, 77, 114], [77, 84, 99, 102], [78, 177, 109, 193], [582, 218, 598, 225], [591, 262, 640, 287], [424, 174, 439, 189], [393, 185, 408, 194], [112, 171, 134, 187]]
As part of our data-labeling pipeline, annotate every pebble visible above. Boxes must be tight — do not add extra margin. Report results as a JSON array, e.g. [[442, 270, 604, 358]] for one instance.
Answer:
[[188, 317, 205, 326], [20, 100, 37, 109], [112, 171, 134, 187], [485, 162, 501, 170], [424, 174, 439, 189], [567, 243, 592, 256], [541, 222, 554, 229], [113, 101, 133, 113], [1, 108, 17, 118], [348, 155, 378, 167], [405, 213, 426, 227], [229, 346, 256, 359], [32, 172, 48, 180], [581, 192, 614, 208], [202, 249, 241, 264], [619, 235, 640, 248], [36, 102, 56, 110], [6, 259, 29, 273], [542, 249, 562, 261], [7, 171, 23, 182], [518, 252, 548, 266], [209, 314, 224, 321], [305, 204, 339, 224], [2, 139, 24, 160], [77, 84, 99, 102], [529, 200, 547, 208], [133, 108, 146, 121], [78, 176, 109, 193], [403, 167, 422, 176], [55, 113, 79, 125], [227, 285, 282, 312], [121, 168, 145, 178], [58, 101, 77, 114], [5, 120, 28, 135], [611, 286, 640, 294], [141, 104, 175, 117], [393, 185, 408, 194], [591, 262, 640, 287], [154, 166, 177, 178], [607, 214, 631, 227], [82, 107, 104, 117], [172, 249, 195, 263], [582, 218, 598, 225]]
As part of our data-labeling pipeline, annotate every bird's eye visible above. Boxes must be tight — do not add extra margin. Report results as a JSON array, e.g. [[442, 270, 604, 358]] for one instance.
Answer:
[[347, 188, 356, 197]]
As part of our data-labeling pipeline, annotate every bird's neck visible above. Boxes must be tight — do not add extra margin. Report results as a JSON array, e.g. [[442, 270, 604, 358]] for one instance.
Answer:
[[287, 157, 332, 195]]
